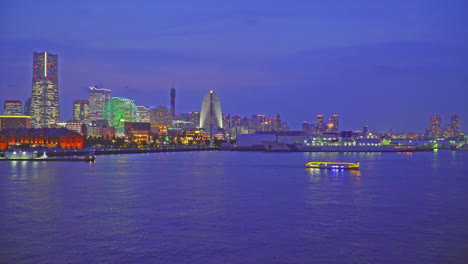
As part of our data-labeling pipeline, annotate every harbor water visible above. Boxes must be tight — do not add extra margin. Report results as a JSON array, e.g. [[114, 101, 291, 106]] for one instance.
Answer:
[[1, 150, 467, 263]]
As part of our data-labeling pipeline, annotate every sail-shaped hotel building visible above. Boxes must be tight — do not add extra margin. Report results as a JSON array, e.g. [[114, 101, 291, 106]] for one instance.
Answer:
[[200, 89, 223, 138]]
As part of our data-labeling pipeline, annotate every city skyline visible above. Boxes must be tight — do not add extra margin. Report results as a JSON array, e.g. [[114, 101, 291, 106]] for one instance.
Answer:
[[1, 1, 467, 132]]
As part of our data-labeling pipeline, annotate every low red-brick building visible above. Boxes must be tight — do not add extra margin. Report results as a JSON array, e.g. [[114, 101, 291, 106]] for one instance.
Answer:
[[0, 128, 84, 150]]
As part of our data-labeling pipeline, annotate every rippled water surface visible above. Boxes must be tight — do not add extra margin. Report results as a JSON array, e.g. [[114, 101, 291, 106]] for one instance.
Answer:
[[1, 151, 467, 263]]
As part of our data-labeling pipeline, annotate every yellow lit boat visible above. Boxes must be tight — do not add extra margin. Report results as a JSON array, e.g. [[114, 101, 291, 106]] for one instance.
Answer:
[[306, 162, 359, 170]]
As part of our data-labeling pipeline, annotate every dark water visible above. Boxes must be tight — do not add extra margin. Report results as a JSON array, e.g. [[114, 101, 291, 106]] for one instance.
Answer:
[[1, 151, 467, 263]]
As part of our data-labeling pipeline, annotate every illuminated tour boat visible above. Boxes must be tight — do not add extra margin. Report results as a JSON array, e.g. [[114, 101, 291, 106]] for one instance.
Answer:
[[306, 162, 360, 170]]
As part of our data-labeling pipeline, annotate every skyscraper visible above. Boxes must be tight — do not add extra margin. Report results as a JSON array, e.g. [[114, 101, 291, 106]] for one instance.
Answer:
[[428, 115, 442, 138], [451, 114, 461, 136], [231, 115, 241, 127], [30, 51, 60, 128], [3, 100, 22, 115], [316, 115, 324, 134], [73, 100, 89, 123], [170, 86, 176, 117], [329, 115, 339, 133], [137, 106, 151, 123], [200, 89, 223, 138], [150, 105, 172, 127], [89, 86, 111, 121], [24, 98, 31, 116], [223, 114, 231, 130]]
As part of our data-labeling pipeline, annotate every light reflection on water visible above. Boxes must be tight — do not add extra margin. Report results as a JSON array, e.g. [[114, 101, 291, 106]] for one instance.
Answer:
[[0, 150, 467, 264]]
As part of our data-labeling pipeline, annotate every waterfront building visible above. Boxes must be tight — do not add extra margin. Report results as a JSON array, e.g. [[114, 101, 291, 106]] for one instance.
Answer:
[[124, 122, 151, 141], [200, 89, 223, 138], [137, 106, 151, 123], [3, 100, 22, 116], [329, 115, 339, 133], [24, 98, 31, 116], [231, 115, 241, 127], [0, 116, 31, 130], [442, 125, 453, 138], [0, 128, 84, 150], [30, 51, 60, 128], [316, 115, 324, 134], [223, 114, 231, 130], [302, 121, 315, 135], [170, 86, 176, 116], [451, 114, 461, 136], [173, 111, 200, 128], [150, 105, 172, 127], [65, 121, 84, 134], [73, 100, 89, 123], [88, 86, 111, 122], [429, 115, 442, 138], [86, 120, 114, 138]]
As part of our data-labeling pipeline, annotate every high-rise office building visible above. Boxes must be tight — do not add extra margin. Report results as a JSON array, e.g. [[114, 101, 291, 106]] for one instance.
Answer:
[[170, 86, 176, 117], [137, 106, 151, 123], [150, 105, 172, 127], [89, 86, 111, 121], [302, 121, 315, 135], [3, 100, 22, 116], [200, 89, 223, 138], [73, 100, 89, 122], [428, 115, 442, 138], [329, 115, 339, 133], [30, 51, 60, 128], [442, 125, 453, 138], [451, 114, 461, 136], [24, 98, 31, 116], [223, 114, 231, 130], [231, 115, 241, 127], [316, 115, 324, 134]]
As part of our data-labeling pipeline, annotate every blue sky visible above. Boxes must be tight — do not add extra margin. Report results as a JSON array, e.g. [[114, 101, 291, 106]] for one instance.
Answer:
[[1, 0, 467, 132]]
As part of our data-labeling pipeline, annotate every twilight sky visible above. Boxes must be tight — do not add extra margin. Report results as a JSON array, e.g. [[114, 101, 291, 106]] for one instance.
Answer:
[[1, 0, 467, 132]]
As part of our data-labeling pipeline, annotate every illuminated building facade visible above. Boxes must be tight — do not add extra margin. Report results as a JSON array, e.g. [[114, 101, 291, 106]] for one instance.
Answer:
[[231, 115, 241, 127], [3, 100, 22, 116], [137, 106, 151, 123], [316, 115, 324, 134], [442, 125, 453, 138], [329, 115, 339, 133], [170, 86, 176, 116], [302, 121, 315, 135], [176, 111, 200, 128], [89, 86, 111, 121], [0, 116, 31, 130], [65, 121, 84, 134], [451, 114, 461, 136], [428, 115, 442, 138], [223, 114, 231, 130], [30, 51, 60, 128], [200, 89, 223, 138], [0, 128, 84, 150], [24, 98, 31, 116], [86, 120, 114, 138], [125, 122, 151, 140], [150, 105, 172, 127], [73, 100, 89, 123]]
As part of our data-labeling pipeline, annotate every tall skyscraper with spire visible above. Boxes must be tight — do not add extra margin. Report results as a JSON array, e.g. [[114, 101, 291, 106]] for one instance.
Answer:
[[170, 85, 176, 116], [30, 51, 59, 128]]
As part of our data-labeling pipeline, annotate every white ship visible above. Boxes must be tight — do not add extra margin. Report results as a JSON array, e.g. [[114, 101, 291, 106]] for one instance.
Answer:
[[263, 135, 415, 152]]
